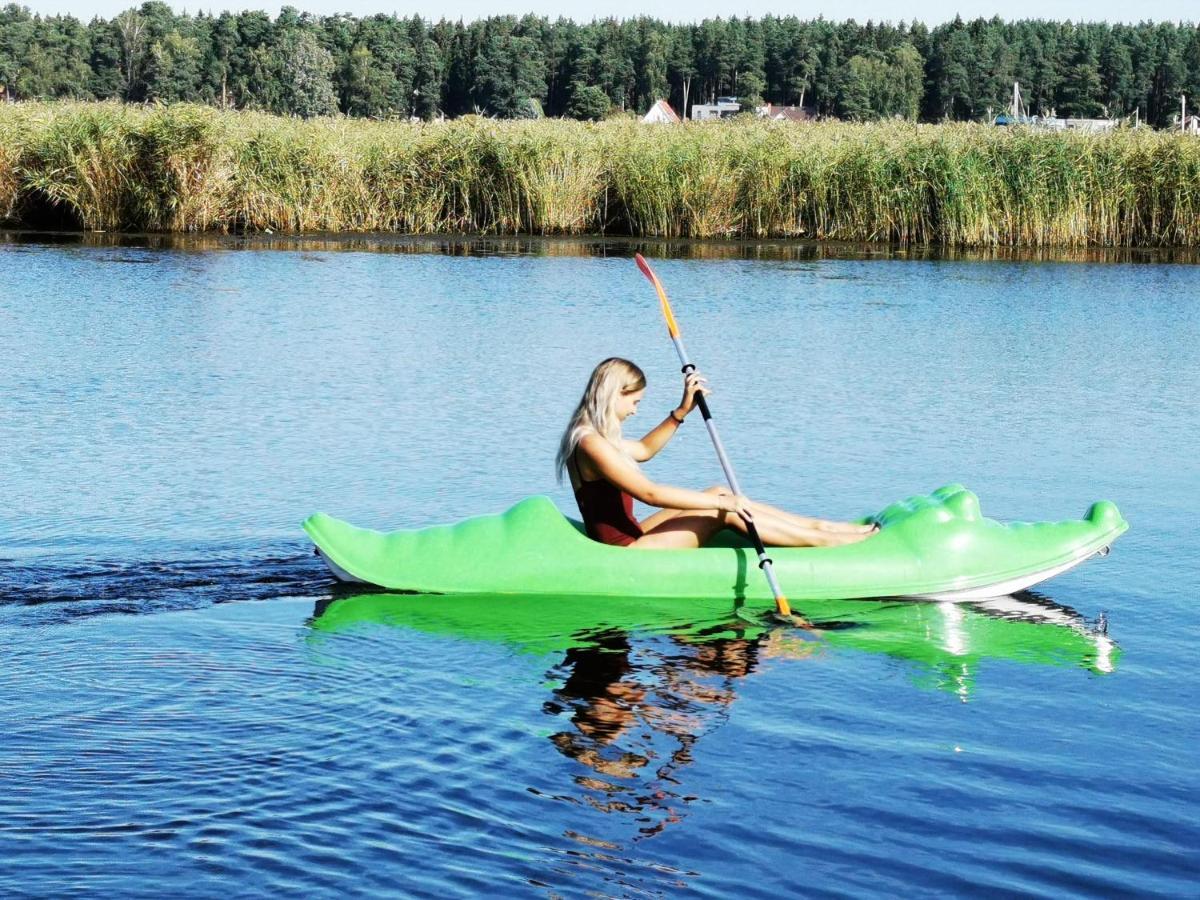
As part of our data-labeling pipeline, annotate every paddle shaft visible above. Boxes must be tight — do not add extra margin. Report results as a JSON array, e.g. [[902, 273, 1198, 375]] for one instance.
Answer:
[[666, 333, 791, 613], [634, 253, 793, 616]]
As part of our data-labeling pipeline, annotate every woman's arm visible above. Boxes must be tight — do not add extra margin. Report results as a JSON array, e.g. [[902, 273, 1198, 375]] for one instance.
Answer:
[[623, 411, 685, 462], [580, 433, 729, 512], [623, 372, 709, 462]]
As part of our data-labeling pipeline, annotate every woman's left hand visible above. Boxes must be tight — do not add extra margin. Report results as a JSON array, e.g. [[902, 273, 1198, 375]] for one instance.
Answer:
[[677, 371, 710, 418]]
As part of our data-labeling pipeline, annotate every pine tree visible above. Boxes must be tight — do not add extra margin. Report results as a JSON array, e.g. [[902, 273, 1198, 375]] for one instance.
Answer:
[[1060, 35, 1104, 117]]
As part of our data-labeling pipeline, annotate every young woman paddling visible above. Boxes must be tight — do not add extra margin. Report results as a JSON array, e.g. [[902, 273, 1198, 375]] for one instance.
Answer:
[[556, 357, 877, 550]]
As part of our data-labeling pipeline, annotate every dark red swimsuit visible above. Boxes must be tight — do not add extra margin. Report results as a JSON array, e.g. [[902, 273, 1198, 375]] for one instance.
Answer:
[[571, 448, 644, 547]]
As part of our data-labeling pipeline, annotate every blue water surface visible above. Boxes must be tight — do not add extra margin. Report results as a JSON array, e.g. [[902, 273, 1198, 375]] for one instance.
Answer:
[[1, 234, 1197, 897]]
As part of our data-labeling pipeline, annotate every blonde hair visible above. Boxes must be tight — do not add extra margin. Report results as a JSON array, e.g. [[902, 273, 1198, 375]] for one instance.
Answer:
[[556, 357, 646, 482]]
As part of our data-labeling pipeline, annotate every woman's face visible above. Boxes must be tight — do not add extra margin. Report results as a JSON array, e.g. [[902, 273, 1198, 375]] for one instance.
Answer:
[[615, 387, 644, 422]]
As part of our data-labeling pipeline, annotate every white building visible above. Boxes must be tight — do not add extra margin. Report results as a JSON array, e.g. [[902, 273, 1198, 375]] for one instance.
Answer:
[[756, 104, 816, 123], [993, 84, 1116, 133], [691, 97, 741, 121], [1062, 118, 1117, 133]]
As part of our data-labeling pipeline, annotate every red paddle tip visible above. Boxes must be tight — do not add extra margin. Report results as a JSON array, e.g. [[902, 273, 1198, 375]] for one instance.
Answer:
[[634, 253, 654, 280]]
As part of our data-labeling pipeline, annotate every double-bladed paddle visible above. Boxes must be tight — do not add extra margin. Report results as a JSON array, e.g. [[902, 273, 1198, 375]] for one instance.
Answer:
[[634, 253, 809, 627]]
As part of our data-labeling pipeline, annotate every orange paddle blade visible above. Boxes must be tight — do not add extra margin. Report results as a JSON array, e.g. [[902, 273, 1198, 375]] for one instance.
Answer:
[[634, 253, 680, 339]]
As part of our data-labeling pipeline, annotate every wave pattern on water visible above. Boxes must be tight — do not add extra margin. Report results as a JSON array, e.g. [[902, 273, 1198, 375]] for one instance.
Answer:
[[0, 593, 750, 896], [2, 557, 1197, 896], [3, 240, 1200, 896], [0, 550, 326, 625]]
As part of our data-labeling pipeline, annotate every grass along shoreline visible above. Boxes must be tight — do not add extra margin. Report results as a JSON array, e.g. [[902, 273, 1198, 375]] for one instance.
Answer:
[[3, 102, 1200, 247]]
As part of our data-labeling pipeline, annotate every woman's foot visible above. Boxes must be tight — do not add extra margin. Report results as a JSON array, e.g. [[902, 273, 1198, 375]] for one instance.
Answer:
[[819, 520, 878, 535]]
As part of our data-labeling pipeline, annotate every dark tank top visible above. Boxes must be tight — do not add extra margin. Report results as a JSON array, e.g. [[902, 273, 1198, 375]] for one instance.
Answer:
[[570, 447, 643, 547]]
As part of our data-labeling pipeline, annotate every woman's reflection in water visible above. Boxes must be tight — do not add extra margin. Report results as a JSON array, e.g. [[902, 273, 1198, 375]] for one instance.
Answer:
[[543, 626, 815, 837]]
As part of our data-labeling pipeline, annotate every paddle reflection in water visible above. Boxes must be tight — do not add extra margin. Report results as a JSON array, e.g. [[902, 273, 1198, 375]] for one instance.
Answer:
[[307, 588, 1116, 836]]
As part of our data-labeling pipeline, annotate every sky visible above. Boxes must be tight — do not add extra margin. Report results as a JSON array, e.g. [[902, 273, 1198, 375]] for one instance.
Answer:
[[16, 0, 1200, 24]]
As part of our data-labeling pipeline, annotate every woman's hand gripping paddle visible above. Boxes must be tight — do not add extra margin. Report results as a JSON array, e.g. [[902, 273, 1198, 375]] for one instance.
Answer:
[[633, 253, 812, 629]]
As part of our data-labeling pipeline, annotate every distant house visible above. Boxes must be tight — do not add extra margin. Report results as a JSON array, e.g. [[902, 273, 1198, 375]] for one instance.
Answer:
[[1062, 118, 1117, 133], [994, 113, 1116, 133], [756, 104, 816, 123], [993, 113, 1037, 126], [691, 97, 741, 121], [993, 82, 1117, 134], [642, 99, 680, 124], [1183, 115, 1200, 135]]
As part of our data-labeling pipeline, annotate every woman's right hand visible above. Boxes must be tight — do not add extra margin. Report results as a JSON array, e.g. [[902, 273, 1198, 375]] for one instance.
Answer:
[[677, 371, 710, 418], [718, 493, 753, 521]]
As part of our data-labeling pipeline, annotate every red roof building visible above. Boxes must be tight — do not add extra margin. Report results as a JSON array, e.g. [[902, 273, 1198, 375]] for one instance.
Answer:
[[642, 99, 681, 124], [758, 104, 816, 122]]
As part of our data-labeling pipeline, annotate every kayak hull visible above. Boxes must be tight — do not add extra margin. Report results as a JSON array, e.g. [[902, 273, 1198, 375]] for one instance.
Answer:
[[302, 485, 1127, 604]]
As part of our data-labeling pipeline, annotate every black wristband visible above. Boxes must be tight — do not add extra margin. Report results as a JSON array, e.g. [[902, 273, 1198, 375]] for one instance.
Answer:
[[669, 409, 685, 425]]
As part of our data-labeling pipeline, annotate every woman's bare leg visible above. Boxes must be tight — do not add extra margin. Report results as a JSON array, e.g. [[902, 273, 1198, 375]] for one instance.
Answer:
[[632, 509, 727, 549], [633, 504, 871, 549], [743, 497, 875, 534], [723, 507, 872, 547], [644, 486, 873, 536]]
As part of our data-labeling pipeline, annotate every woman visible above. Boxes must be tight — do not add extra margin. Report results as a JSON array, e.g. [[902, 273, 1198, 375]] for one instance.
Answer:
[[556, 357, 876, 549]]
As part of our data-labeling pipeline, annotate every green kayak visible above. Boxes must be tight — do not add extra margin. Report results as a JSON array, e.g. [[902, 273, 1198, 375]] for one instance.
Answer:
[[303, 484, 1127, 603]]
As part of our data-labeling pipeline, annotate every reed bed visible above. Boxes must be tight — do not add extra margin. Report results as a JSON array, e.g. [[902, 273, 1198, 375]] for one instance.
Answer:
[[3, 102, 1200, 247]]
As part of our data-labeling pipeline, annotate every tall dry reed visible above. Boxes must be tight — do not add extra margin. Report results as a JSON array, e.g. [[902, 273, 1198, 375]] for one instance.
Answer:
[[3, 102, 1200, 247]]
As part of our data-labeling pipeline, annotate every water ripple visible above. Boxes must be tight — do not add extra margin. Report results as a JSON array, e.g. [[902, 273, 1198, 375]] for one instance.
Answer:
[[3, 241, 1199, 896]]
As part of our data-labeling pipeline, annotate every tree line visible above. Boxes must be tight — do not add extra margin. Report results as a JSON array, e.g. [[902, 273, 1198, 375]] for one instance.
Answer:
[[1, 3, 1199, 125]]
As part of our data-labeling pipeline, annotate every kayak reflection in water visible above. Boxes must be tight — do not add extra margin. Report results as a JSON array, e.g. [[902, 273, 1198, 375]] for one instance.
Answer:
[[556, 358, 877, 549], [543, 626, 819, 837]]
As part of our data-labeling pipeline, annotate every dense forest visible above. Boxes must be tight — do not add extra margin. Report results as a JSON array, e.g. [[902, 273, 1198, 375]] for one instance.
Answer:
[[1, 4, 1199, 125]]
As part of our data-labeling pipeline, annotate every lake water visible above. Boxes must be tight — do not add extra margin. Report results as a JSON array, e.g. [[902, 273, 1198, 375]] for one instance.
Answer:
[[2, 232, 1197, 897]]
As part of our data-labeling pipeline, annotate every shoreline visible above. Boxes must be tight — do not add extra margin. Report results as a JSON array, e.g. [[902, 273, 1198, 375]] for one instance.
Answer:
[[6, 229, 1200, 265]]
